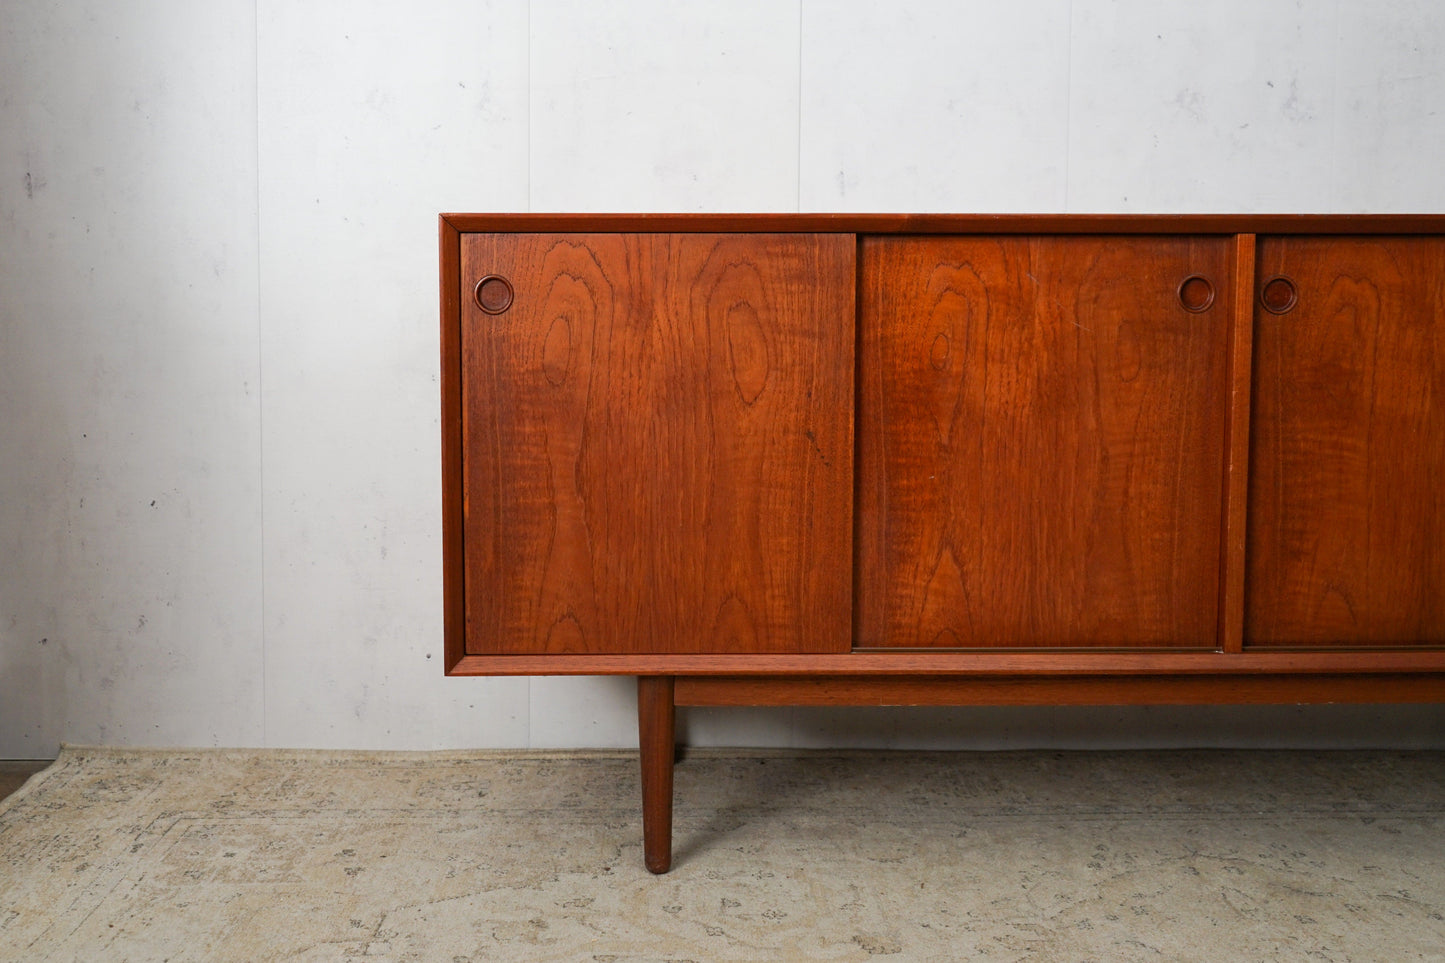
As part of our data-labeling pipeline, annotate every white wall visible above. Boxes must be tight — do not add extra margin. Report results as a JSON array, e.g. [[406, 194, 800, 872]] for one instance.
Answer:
[[3, 0, 1444, 757]]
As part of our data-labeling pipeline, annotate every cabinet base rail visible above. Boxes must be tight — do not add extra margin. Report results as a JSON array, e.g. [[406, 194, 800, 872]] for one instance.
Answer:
[[635, 671, 1445, 874]]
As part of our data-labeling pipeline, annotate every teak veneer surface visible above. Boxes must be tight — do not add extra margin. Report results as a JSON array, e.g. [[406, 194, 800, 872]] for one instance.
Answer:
[[446, 650, 1445, 677], [442, 214, 1445, 668], [442, 213, 1445, 234], [443, 214, 1445, 875], [1248, 236, 1445, 647], [857, 235, 1231, 648], [459, 233, 853, 655], [673, 673, 1445, 707]]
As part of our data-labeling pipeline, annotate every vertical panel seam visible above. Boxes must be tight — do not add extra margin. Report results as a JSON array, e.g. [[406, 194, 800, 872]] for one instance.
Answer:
[[1219, 233, 1256, 653]]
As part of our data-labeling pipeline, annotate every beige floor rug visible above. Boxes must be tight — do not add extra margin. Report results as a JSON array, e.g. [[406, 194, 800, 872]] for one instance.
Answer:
[[1, 747, 1443, 962]]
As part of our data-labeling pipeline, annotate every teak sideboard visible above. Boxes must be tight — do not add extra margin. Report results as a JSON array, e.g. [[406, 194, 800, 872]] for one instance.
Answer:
[[440, 214, 1445, 873]]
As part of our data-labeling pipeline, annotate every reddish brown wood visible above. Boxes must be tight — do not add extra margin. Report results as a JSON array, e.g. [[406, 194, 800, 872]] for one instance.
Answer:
[[1218, 234, 1257, 653], [857, 235, 1232, 648], [675, 673, 1445, 706], [1260, 275, 1299, 314], [1248, 237, 1445, 646], [460, 233, 854, 655], [638, 676, 675, 874], [447, 649, 1445, 677], [442, 213, 1445, 236], [441, 218, 1445, 877], [440, 216, 466, 672]]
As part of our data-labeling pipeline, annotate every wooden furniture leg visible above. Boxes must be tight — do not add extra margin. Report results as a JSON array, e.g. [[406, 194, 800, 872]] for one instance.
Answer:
[[637, 675, 676, 874]]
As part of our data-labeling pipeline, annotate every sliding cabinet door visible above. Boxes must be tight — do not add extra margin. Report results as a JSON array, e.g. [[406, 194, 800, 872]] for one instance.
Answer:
[[1247, 237, 1445, 647], [460, 233, 855, 655], [857, 236, 1233, 648]]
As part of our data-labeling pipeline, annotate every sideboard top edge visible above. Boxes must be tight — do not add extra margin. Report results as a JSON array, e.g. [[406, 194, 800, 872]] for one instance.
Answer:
[[439, 213, 1445, 235]]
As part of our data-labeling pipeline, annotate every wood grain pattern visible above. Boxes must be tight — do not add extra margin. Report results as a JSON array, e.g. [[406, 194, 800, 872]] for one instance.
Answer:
[[857, 236, 1232, 648], [440, 217, 466, 671], [447, 649, 1445, 677], [1248, 237, 1445, 646], [442, 213, 1445, 236], [1218, 234, 1257, 653], [460, 233, 853, 655], [674, 673, 1445, 706]]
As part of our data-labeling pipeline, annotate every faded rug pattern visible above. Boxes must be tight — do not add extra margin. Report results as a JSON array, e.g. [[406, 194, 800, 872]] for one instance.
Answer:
[[1, 747, 1443, 961]]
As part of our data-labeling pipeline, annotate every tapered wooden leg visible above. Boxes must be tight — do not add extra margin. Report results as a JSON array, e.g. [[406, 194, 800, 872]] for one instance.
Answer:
[[637, 675, 675, 874]]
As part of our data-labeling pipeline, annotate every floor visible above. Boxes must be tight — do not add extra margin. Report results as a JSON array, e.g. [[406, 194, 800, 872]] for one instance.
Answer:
[[3, 747, 1442, 961], [0, 760, 49, 803]]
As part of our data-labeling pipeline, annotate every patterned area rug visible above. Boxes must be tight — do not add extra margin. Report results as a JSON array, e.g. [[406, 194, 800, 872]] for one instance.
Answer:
[[1, 747, 1443, 961]]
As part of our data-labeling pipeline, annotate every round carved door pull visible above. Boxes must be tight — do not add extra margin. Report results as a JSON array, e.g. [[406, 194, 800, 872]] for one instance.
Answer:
[[1177, 275, 1215, 313], [1260, 276, 1298, 314], [474, 275, 514, 314]]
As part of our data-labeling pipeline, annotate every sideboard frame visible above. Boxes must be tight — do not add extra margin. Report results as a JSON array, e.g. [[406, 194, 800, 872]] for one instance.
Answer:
[[441, 213, 1445, 873]]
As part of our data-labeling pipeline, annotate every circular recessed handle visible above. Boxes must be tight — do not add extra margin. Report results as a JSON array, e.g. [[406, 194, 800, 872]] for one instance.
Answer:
[[1260, 275, 1298, 314], [474, 275, 514, 315], [1177, 275, 1216, 313]]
